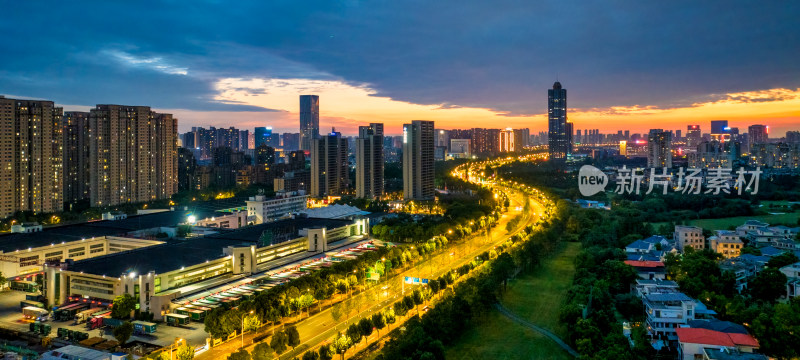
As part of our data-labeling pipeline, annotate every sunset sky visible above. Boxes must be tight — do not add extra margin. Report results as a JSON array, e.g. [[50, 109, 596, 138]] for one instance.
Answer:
[[2, 1, 799, 136]]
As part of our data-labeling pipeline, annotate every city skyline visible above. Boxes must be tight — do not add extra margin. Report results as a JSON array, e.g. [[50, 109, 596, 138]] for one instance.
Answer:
[[2, 2, 798, 135]]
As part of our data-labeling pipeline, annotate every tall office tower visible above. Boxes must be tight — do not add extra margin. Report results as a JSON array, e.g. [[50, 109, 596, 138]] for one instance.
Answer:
[[88, 105, 177, 206], [0, 97, 63, 217], [63, 111, 90, 206], [310, 129, 349, 197], [647, 129, 673, 168], [624, 130, 630, 140], [356, 123, 385, 199], [687, 125, 701, 148], [299, 95, 320, 152], [675, 130, 682, 140], [436, 129, 450, 149], [255, 127, 271, 147], [403, 120, 435, 200], [239, 130, 250, 150], [748, 125, 768, 147], [283, 133, 300, 151], [500, 128, 515, 152], [548, 82, 570, 160], [576, 129, 582, 144]]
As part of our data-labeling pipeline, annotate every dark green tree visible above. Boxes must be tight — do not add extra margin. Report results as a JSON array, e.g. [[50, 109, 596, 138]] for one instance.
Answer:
[[286, 325, 301, 349], [270, 331, 288, 354], [227, 348, 251, 360], [251, 342, 273, 360], [357, 317, 373, 344], [111, 294, 137, 319], [748, 268, 788, 303], [113, 321, 133, 345]]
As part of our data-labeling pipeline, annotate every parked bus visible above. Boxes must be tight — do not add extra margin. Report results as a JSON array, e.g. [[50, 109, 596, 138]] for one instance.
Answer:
[[165, 313, 190, 326]]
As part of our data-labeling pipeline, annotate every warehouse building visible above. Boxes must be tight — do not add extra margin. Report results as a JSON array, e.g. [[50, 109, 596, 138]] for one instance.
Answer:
[[44, 217, 368, 318]]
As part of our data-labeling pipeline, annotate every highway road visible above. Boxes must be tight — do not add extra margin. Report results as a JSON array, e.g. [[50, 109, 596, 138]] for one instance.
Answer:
[[197, 161, 547, 360]]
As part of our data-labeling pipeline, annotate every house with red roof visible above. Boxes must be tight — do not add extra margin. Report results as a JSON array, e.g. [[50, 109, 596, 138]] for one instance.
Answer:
[[676, 327, 761, 360]]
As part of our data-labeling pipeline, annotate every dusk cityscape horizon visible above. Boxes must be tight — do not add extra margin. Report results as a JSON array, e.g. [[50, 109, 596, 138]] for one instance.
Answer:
[[1, 2, 799, 360]]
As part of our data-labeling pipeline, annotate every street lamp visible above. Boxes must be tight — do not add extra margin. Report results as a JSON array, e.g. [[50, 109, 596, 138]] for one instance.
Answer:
[[241, 310, 254, 349], [169, 338, 184, 360]]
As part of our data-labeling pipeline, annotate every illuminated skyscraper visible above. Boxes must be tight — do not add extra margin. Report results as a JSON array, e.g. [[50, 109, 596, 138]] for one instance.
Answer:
[[88, 105, 177, 206], [299, 95, 320, 152], [310, 128, 348, 197], [748, 124, 768, 148], [548, 82, 571, 160], [647, 129, 673, 168], [0, 96, 63, 217], [686, 125, 701, 148]]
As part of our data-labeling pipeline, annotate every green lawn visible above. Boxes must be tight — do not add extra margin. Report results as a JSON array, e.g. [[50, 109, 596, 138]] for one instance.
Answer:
[[445, 242, 581, 359], [653, 212, 800, 231]]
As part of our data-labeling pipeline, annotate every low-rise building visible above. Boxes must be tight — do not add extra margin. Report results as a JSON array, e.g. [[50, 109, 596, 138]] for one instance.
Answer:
[[719, 254, 770, 292], [676, 328, 760, 360], [634, 279, 679, 298], [246, 190, 308, 224], [780, 261, 800, 298], [674, 225, 705, 252], [709, 231, 743, 259], [645, 292, 698, 340], [44, 217, 369, 319], [625, 260, 666, 280]]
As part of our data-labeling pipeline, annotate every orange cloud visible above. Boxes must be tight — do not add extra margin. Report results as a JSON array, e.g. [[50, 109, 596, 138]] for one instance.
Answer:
[[204, 78, 800, 136]]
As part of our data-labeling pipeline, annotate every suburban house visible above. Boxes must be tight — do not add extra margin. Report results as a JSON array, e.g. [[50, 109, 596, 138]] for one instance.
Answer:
[[719, 254, 770, 292], [674, 225, 705, 252], [644, 292, 716, 341], [709, 230, 743, 259], [780, 261, 800, 298], [676, 327, 761, 360], [634, 279, 679, 298], [626, 235, 677, 262], [625, 260, 666, 280]]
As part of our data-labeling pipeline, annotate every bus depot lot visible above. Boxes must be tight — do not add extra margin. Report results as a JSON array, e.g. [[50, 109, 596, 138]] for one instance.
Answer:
[[0, 238, 377, 348]]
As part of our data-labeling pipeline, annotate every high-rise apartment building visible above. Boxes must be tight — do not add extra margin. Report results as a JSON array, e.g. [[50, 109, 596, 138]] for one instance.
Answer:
[[403, 120, 435, 200], [63, 111, 90, 206], [748, 125, 768, 149], [299, 95, 320, 152], [500, 128, 515, 152], [548, 82, 570, 160], [686, 125, 701, 148], [88, 105, 177, 206], [310, 129, 349, 197], [0, 96, 63, 218], [513, 128, 530, 149], [356, 123, 384, 199], [647, 129, 673, 168]]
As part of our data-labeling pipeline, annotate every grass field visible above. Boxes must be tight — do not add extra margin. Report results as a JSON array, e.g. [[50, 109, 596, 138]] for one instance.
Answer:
[[653, 212, 800, 231], [445, 242, 581, 359]]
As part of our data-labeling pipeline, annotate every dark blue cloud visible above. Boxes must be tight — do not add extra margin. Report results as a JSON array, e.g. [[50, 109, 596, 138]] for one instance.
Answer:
[[1, 0, 798, 114]]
